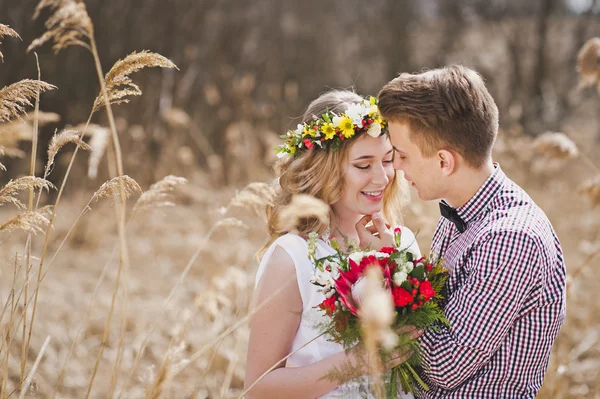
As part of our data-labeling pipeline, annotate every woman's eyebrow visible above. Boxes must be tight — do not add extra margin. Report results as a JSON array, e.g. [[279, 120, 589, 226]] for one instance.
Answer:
[[352, 149, 394, 161]]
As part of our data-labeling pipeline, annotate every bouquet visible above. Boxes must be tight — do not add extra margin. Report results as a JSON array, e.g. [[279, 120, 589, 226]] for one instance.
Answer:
[[308, 228, 450, 395]]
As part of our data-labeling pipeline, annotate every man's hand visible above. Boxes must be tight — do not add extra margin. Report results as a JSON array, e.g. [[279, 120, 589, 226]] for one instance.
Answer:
[[356, 212, 395, 249]]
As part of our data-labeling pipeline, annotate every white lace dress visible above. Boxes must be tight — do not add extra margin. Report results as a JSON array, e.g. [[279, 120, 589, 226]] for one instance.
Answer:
[[255, 229, 420, 398]]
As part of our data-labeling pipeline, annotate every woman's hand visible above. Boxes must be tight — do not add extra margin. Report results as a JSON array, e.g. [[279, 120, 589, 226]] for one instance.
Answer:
[[356, 212, 395, 249]]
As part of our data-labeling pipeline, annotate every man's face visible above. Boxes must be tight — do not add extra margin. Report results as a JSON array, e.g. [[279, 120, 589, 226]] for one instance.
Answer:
[[388, 121, 444, 201]]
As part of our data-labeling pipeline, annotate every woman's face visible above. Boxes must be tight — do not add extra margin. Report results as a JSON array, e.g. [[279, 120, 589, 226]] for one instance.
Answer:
[[333, 134, 395, 219]]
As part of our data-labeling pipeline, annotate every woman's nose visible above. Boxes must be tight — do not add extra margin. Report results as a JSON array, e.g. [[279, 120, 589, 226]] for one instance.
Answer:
[[372, 164, 390, 185]]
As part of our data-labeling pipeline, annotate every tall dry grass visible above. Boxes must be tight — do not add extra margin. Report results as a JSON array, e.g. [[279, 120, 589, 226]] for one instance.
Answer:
[[0, 6, 599, 399]]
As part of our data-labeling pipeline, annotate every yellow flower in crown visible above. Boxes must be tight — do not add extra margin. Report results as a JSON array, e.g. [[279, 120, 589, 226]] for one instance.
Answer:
[[335, 115, 356, 138], [303, 125, 317, 137], [275, 95, 385, 158], [320, 122, 336, 140]]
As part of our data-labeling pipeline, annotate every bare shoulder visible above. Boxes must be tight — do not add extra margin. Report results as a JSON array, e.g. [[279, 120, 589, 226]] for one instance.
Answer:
[[255, 245, 301, 305]]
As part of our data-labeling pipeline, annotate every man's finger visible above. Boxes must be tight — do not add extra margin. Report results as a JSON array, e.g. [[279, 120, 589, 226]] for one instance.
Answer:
[[395, 325, 424, 340], [386, 348, 413, 368]]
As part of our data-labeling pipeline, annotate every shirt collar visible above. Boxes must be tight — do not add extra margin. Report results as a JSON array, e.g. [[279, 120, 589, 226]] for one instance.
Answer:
[[454, 163, 506, 225]]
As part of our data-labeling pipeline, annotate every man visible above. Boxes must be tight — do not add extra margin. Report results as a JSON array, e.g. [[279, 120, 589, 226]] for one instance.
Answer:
[[357, 65, 566, 398]]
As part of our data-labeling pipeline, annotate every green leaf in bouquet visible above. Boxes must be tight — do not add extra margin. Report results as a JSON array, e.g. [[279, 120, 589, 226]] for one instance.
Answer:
[[401, 281, 412, 292], [409, 265, 425, 280]]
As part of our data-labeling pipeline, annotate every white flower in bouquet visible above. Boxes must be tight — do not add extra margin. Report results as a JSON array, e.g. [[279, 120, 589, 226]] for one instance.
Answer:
[[393, 270, 408, 287], [398, 260, 414, 274], [348, 251, 366, 264]]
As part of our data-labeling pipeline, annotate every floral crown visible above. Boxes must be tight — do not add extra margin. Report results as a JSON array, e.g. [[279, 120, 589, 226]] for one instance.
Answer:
[[276, 96, 387, 158]]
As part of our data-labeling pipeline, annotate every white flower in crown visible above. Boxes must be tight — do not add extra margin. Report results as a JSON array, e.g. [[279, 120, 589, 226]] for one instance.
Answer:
[[367, 122, 382, 138], [345, 102, 370, 125], [393, 270, 408, 287], [294, 123, 304, 137], [369, 104, 379, 116]]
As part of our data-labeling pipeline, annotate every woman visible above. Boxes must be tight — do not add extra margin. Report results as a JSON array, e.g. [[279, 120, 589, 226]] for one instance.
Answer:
[[244, 90, 422, 398]]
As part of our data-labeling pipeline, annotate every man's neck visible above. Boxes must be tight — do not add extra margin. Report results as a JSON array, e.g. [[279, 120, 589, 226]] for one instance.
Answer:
[[443, 161, 495, 208]]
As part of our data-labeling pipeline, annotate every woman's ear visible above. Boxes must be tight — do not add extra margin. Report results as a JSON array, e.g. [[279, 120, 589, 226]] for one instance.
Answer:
[[437, 150, 456, 176]]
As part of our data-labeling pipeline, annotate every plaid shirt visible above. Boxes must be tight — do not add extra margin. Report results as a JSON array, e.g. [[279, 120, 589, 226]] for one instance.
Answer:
[[417, 164, 566, 398]]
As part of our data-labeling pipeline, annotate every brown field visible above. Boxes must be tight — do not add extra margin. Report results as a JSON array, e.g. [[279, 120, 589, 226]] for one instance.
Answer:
[[1, 1, 600, 398]]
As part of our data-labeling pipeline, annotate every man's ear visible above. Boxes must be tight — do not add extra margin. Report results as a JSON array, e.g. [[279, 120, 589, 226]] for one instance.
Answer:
[[437, 150, 456, 176]]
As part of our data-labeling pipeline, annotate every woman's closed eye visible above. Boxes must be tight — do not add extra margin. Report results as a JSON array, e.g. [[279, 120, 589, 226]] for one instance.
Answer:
[[354, 160, 394, 170]]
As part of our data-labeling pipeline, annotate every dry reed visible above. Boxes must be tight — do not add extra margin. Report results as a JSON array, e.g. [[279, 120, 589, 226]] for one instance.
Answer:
[[577, 37, 600, 90], [578, 175, 600, 207], [0, 177, 55, 210], [28, 0, 93, 53], [0, 205, 53, 234], [0, 24, 21, 62], [0, 80, 56, 122], [533, 132, 579, 160], [92, 50, 178, 113], [46, 129, 91, 170], [277, 194, 330, 234]]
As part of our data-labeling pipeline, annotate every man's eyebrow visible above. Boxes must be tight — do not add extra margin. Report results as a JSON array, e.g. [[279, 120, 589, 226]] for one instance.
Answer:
[[352, 149, 394, 161]]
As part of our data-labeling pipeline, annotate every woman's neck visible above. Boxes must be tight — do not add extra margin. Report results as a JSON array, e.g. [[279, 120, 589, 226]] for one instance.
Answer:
[[330, 210, 362, 251]]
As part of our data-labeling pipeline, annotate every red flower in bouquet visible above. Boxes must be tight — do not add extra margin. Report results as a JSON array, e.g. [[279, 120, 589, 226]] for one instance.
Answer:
[[319, 296, 336, 315], [419, 280, 436, 301], [392, 286, 413, 307], [307, 229, 451, 395]]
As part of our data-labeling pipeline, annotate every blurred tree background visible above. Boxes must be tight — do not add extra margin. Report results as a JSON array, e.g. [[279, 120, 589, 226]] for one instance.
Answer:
[[1, 0, 599, 189]]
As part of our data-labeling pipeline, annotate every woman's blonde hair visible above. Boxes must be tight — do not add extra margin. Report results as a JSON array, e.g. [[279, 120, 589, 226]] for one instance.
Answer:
[[259, 90, 406, 259]]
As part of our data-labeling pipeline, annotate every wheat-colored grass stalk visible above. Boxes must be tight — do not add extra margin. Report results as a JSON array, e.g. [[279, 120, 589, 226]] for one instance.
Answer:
[[20, 52, 44, 385], [578, 175, 600, 207], [228, 182, 277, 218], [123, 217, 244, 390], [359, 266, 397, 399], [93, 175, 142, 201], [27, 6, 178, 395], [16, 336, 50, 399], [46, 129, 91, 170], [84, 123, 110, 179], [133, 175, 188, 214], [0, 176, 55, 210], [0, 24, 21, 62], [0, 79, 56, 122], [533, 132, 579, 161], [144, 355, 170, 399], [278, 194, 330, 234], [0, 206, 53, 234], [24, 110, 60, 124], [28, 0, 93, 53], [577, 37, 600, 90], [92, 50, 178, 113]]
